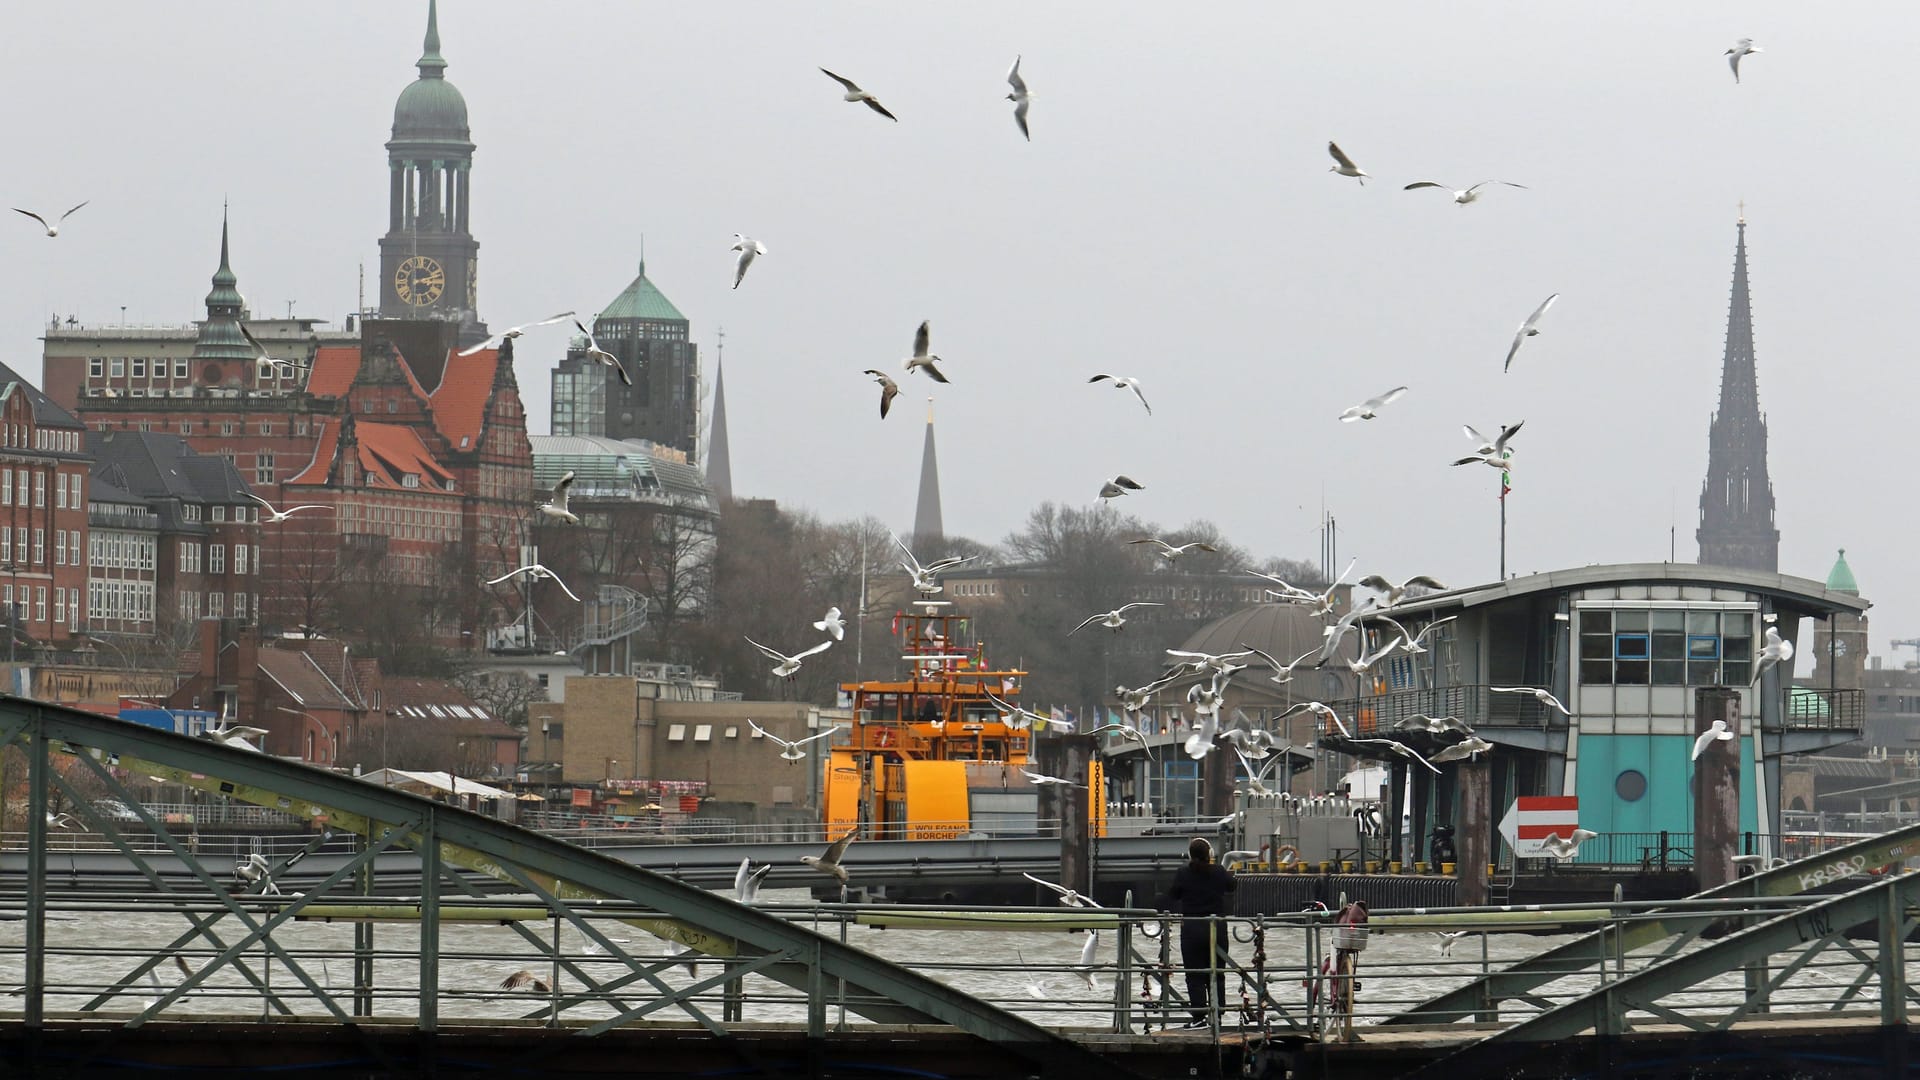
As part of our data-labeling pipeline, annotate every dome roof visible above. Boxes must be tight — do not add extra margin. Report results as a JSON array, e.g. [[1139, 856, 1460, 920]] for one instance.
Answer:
[[1178, 602, 1327, 661], [390, 0, 471, 146], [1826, 548, 1859, 594]]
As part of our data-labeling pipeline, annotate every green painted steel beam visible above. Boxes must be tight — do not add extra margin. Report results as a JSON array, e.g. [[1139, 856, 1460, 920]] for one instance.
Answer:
[[1389, 821, 1920, 1025], [4, 698, 1140, 1079], [1404, 871, 1920, 1076]]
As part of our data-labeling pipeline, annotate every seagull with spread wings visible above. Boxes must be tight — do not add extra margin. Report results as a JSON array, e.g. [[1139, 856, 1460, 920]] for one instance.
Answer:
[[1022, 871, 1098, 908], [1021, 767, 1086, 789], [1504, 293, 1560, 372], [237, 323, 304, 376], [1726, 38, 1762, 83], [1087, 374, 1151, 414], [1404, 179, 1528, 206], [813, 607, 847, 641], [1357, 573, 1447, 606], [735, 858, 773, 902], [859, 369, 900, 419], [1691, 719, 1736, 761], [1348, 737, 1440, 774], [1098, 475, 1145, 500], [819, 68, 898, 121], [891, 533, 976, 596], [1068, 601, 1163, 635], [1752, 626, 1795, 684], [902, 320, 950, 383], [1129, 538, 1215, 562], [1539, 829, 1598, 860], [1490, 685, 1573, 717], [1464, 421, 1525, 458], [459, 312, 575, 357], [570, 319, 632, 386], [1115, 675, 1177, 714], [246, 493, 333, 524], [13, 201, 88, 236], [730, 234, 767, 289], [1340, 386, 1408, 422], [1240, 643, 1319, 685], [801, 830, 859, 883], [1430, 735, 1494, 764], [1326, 141, 1370, 184], [744, 638, 835, 681], [536, 470, 579, 525], [486, 563, 584, 602], [984, 689, 1064, 731], [748, 718, 841, 761], [1005, 56, 1032, 140]]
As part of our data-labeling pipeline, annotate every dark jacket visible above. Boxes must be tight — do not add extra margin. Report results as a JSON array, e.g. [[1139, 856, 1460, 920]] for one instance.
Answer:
[[1167, 860, 1237, 917]]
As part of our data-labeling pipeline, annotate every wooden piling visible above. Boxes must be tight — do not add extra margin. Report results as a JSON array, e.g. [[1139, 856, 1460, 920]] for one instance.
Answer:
[[1456, 756, 1492, 906], [1694, 687, 1742, 892]]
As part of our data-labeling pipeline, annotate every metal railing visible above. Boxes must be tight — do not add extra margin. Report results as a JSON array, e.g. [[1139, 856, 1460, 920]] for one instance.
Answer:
[[1785, 686, 1865, 729], [1321, 683, 1559, 737]]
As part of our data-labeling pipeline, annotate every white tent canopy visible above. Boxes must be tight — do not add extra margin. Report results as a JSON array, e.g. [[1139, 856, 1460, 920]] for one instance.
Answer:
[[358, 769, 515, 801]]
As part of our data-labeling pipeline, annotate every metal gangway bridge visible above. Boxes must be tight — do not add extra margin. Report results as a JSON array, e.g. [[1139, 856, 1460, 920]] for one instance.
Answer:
[[3, 697, 1920, 1078]]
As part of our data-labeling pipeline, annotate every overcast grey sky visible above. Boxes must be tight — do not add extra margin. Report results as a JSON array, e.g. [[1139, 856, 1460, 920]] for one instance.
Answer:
[[0, 3, 1911, 665]]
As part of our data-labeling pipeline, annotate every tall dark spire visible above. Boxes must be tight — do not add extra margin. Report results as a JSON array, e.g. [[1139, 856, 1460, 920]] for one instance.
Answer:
[[912, 399, 943, 548], [1696, 214, 1779, 572], [706, 350, 733, 504], [192, 206, 253, 364]]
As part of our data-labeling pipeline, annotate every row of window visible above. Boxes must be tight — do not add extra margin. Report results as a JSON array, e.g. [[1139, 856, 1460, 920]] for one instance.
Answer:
[[177, 590, 252, 621], [0, 527, 81, 567], [1578, 609, 1756, 687], [0, 468, 82, 510], [90, 531, 158, 571], [88, 579, 155, 623], [2, 585, 81, 631], [176, 543, 260, 576], [5, 427, 82, 453], [90, 357, 193, 380]]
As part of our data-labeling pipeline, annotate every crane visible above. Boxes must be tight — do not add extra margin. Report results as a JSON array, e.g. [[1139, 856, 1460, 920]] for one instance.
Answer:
[[1892, 639, 1920, 671]]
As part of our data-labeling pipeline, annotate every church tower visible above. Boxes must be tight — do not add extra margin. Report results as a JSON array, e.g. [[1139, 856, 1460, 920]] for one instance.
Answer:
[[912, 400, 943, 548], [1810, 549, 1868, 691], [1696, 214, 1779, 572], [706, 354, 733, 504], [377, 0, 484, 340], [190, 208, 256, 390]]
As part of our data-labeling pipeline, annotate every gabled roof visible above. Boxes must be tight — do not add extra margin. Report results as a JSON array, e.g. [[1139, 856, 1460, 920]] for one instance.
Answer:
[[304, 345, 362, 398], [257, 648, 357, 711], [426, 346, 500, 450], [0, 357, 84, 430], [89, 431, 254, 514], [356, 422, 458, 492], [272, 639, 367, 709], [284, 421, 342, 486]]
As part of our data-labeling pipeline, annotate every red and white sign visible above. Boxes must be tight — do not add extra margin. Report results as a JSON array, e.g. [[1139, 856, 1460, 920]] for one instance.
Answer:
[[1498, 796, 1580, 857]]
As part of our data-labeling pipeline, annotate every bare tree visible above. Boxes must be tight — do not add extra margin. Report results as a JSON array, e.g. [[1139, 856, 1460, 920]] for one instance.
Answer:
[[450, 665, 545, 732]]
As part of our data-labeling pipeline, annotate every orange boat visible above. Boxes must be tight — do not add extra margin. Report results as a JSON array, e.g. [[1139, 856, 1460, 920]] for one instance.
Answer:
[[825, 603, 1104, 841]]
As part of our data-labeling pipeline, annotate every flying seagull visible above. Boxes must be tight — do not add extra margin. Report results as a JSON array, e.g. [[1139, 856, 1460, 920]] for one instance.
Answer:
[[1490, 686, 1572, 717], [813, 607, 847, 641], [1340, 386, 1408, 422], [536, 470, 579, 525], [1129, 538, 1216, 562], [1087, 374, 1151, 414], [1435, 931, 1472, 957], [1326, 141, 1369, 184], [734, 858, 773, 903], [1006, 56, 1032, 140], [1504, 293, 1559, 372], [801, 830, 858, 883], [1022, 871, 1098, 909], [744, 637, 835, 681], [237, 323, 302, 375], [984, 689, 1068, 732], [1347, 736, 1440, 775], [1068, 601, 1163, 635], [1377, 613, 1458, 654], [1394, 714, 1474, 737], [1357, 573, 1446, 606], [1429, 735, 1493, 764], [234, 853, 281, 895], [858, 369, 900, 419], [246, 493, 333, 524], [902, 320, 950, 383], [820, 68, 898, 121], [1726, 38, 1762, 83], [458, 312, 575, 357], [1464, 421, 1525, 458], [1020, 767, 1086, 789], [1240, 644, 1319, 685], [1691, 719, 1736, 761], [1115, 675, 1177, 714], [499, 970, 552, 993], [1752, 626, 1794, 684], [13, 201, 88, 237], [1231, 743, 1288, 796], [485, 563, 584, 602], [1404, 180, 1528, 206], [730, 234, 767, 289], [1164, 648, 1253, 679], [748, 718, 841, 761], [1098, 475, 1144, 500], [891, 533, 976, 596], [1539, 829, 1598, 861], [570, 319, 632, 386]]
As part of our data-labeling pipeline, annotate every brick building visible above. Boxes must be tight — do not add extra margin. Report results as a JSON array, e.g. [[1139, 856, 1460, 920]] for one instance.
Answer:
[[0, 359, 95, 650]]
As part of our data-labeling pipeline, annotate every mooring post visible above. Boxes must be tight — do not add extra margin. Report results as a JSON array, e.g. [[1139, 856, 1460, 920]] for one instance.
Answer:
[[1693, 687, 1742, 893], [1456, 755, 1492, 906], [1060, 734, 1095, 900], [1203, 732, 1233, 821]]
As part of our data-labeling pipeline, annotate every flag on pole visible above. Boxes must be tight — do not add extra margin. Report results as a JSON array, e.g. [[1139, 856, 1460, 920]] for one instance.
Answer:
[[1499, 448, 1512, 501]]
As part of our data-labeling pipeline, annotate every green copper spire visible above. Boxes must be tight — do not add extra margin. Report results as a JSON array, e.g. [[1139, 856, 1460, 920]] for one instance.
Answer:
[[418, 0, 447, 78], [193, 207, 254, 362], [1826, 548, 1859, 594]]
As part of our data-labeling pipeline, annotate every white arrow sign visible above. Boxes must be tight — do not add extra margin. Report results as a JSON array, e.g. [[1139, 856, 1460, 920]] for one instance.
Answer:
[[1499, 795, 1580, 857]]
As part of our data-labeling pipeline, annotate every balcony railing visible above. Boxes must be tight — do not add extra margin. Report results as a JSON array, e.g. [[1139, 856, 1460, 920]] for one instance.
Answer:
[[1320, 683, 1560, 737], [1785, 687, 1865, 730]]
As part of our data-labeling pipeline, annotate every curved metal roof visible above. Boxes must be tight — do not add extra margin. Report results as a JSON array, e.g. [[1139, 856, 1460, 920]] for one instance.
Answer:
[[1376, 562, 1868, 618]]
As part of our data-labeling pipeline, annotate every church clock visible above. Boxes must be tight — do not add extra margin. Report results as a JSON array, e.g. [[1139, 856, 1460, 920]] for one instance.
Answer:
[[395, 255, 445, 306]]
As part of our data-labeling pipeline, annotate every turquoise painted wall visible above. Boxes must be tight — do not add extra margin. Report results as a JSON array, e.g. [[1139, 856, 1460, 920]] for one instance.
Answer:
[[1574, 733, 1758, 841]]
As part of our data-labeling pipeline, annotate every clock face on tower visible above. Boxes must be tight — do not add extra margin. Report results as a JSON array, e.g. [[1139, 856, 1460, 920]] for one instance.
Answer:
[[395, 255, 445, 306]]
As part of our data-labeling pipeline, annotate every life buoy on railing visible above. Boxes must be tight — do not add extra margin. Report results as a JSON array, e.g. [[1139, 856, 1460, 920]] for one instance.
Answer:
[[874, 728, 894, 748], [1266, 843, 1300, 866]]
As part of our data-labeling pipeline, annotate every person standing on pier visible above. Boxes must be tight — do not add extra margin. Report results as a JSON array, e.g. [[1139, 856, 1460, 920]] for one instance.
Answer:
[[1167, 836, 1237, 1028]]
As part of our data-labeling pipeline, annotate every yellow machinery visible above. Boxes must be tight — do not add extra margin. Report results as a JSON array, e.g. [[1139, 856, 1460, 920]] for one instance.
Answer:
[[825, 604, 1104, 840]]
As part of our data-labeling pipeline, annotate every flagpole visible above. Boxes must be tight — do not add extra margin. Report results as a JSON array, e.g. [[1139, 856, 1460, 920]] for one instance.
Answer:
[[1498, 448, 1512, 581]]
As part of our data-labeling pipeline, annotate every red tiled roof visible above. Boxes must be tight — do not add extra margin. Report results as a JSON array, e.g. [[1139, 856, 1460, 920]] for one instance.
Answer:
[[272, 640, 365, 709], [305, 345, 362, 398], [285, 420, 342, 486], [376, 675, 515, 736], [356, 422, 458, 492], [258, 649, 356, 711], [426, 347, 499, 451]]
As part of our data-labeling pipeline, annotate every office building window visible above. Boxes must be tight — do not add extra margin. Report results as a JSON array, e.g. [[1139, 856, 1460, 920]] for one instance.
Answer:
[[208, 591, 223, 618], [209, 544, 225, 574], [255, 453, 274, 485]]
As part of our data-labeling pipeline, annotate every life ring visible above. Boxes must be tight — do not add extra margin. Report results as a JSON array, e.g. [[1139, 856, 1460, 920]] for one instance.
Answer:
[[875, 728, 894, 748], [1267, 843, 1300, 866]]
